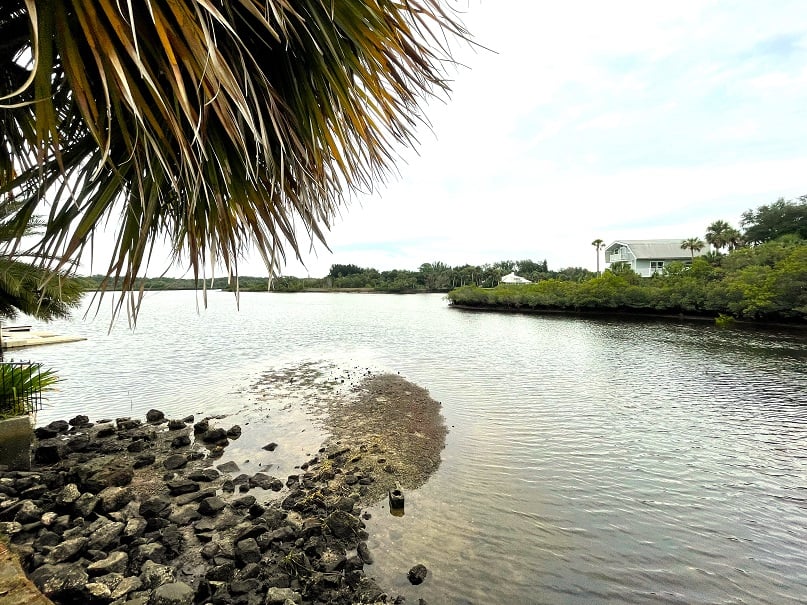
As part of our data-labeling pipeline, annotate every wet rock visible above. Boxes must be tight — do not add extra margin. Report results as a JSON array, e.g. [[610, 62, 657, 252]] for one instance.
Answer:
[[193, 420, 209, 434], [249, 472, 281, 490], [175, 487, 216, 506], [87, 551, 128, 575], [30, 562, 89, 601], [167, 479, 199, 496], [170, 435, 191, 448], [117, 418, 142, 431], [324, 510, 360, 540], [188, 468, 219, 482], [168, 507, 202, 526], [69, 414, 90, 427], [262, 442, 278, 452], [357, 541, 373, 565], [83, 464, 134, 492], [96, 425, 116, 438], [264, 587, 303, 605], [140, 560, 176, 589], [201, 428, 228, 444], [226, 425, 242, 439], [408, 563, 428, 585], [354, 577, 387, 602], [66, 434, 91, 452], [167, 419, 186, 430], [146, 409, 166, 423], [127, 440, 146, 453], [151, 581, 194, 605], [198, 496, 226, 516], [216, 461, 239, 473], [163, 454, 188, 470]]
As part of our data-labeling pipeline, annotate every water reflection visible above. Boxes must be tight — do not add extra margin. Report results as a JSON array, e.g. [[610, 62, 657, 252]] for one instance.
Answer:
[[17, 292, 807, 604]]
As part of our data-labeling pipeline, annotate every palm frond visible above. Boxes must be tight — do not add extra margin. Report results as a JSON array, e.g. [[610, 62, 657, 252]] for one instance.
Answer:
[[0, 1, 469, 316]]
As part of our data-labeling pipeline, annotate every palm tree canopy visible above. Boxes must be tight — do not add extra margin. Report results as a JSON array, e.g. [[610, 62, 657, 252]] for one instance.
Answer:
[[0, 202, 83, 320], [705, 220, 732, 250], [0, 1, 468, 313], [591, 238, 604, 249], [680, 237, 705, 252]]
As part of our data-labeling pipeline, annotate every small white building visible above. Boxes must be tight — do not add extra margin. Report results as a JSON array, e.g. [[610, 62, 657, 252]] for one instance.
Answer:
[[501, 272, 532, 284], [604, 239, 705, 277]]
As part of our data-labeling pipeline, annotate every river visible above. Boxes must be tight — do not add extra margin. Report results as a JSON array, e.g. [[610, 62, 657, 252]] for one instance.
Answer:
[[14, 290, 807, 604]]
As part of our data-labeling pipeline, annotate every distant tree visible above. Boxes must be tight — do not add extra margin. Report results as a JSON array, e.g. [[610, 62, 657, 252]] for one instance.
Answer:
[[705, 220, 733, 252], [680, 237, 705, 260], [724, 227, 745, 251], [328, 264, 364, 279], [741, 197, 807, 243], [591, 239, 605, 275]]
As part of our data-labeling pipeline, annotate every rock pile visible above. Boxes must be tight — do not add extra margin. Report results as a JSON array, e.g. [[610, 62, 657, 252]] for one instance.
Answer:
[[0, 410, 409, 605]]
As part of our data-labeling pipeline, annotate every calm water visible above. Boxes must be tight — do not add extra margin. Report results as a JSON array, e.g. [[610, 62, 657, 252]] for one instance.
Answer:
[[15, 291, 807, 604]]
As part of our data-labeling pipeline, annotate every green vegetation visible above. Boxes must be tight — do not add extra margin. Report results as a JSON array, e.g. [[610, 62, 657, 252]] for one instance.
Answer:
[[0, 363, 58, 419], [78, 260, 596, 294], [448, 198, 807, 323]]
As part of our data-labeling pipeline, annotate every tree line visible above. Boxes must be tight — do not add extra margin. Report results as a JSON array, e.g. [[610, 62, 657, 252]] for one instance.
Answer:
[[449, 197, 807, 323]]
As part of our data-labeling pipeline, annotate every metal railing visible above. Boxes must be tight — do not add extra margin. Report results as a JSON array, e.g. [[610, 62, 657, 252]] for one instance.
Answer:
[[0, 361, 45, 417]]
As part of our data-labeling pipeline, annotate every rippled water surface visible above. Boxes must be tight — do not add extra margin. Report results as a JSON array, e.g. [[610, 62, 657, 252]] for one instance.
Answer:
[[17, 291, 807, 604]]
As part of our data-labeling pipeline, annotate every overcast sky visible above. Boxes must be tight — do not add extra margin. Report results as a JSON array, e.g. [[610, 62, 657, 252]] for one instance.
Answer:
[[109, 1, 807, 278]]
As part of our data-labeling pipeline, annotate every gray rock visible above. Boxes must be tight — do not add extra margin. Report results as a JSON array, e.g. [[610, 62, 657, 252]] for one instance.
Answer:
[[170, 435, 191, 448], [30, 562, 89, 600], [87, 520, 124, 551], [110, 575, 143, 599], [124, 516, 148, 540], [56, 483, 81, 506], [167, 419, 186, 430], [140, 494, 171, 518], [174, 487, 216, 506], [262, 442, 278, 452], [73, 492, 99, 517], [87, 551, 128, 575], [188, 468, 219, 482], [167, 479, 199, 496], [98, 486, 133, 513], [235, 537, 261, 564], [150, 581, 194, 605], [69, 414, 90, 427], [324, 510, 360, 539], [193, 419, 209, 433], [226, 425, 242, 438], [46, 536, 87, 564], [85, 582, 112, 600], [198, 496, 226, 516], [357, 541, 373, 565], [264, 586, 302, 604], [134, 453, 156, 468], [140, 560, 176, 589], [13, 499, 42, 524], [133, 542, 166, 567], [354, 577, 387, 602], [34, 439, 64, 463], [216, 461, 239, 473], [0, 521, 23, 535], [168, 507, 202, 526]]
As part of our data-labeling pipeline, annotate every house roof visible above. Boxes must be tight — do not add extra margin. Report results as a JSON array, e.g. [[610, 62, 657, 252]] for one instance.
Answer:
[[501, 272, 532, 284], [605, 239, 704, 260]]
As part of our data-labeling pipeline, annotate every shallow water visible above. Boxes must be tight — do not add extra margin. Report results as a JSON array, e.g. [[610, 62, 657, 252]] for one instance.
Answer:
[[17, 291, 807, 604]]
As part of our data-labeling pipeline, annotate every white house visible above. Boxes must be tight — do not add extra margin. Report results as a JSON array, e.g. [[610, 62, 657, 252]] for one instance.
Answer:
[[604, 239, 705, 277], [501, 272, 532, 284]]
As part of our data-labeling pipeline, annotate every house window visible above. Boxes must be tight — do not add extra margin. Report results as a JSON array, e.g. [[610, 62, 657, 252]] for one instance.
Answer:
[[650, 260, 664, 273]]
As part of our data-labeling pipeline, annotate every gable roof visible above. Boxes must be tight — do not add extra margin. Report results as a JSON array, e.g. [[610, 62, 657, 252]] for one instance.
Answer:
[[605, 239, 704, 260], [501, 272, 532, 284]]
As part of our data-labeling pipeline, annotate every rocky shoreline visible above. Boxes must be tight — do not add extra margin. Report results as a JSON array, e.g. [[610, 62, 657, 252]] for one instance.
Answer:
[[0, 373, 446, 605]]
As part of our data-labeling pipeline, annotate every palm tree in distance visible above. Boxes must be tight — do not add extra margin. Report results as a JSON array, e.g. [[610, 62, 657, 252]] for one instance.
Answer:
[[680, 237, 705, 260], [0, 1, 469, 318], [705, 220, 732, 253], [591, 239, 605, 275]]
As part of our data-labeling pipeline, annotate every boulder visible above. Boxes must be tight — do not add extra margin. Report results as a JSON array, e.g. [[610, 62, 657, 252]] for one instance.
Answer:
[[170, 435, 191, 448], [134, 453, 156, 468], [408, 563, 428, 585], [29, 562, 89, 601], [45, 537, 87, 564], [201, 428, 228, 444], [151, 581, 195, 605], [146, 409, 165, 422], [34, 439, 64, 464], [139, 494, 171, 518], [98, 486, 132, 513], [87, 551, 128, 575], [235, 537, 261, 564], [216, 461, 239, 473], [198, 496, 226, 516], [72, 493, 99, 517], [166, 419, 186, 430], [86, 520, 124, 551], [226, 425, 242, 439], [69, 415, 90, 427], [163, 454, 188, 470], [140, 560, 176, 589], [264, 587, 302, 605], [167, 479, 199, 496], [188, 468, 219, 482]]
